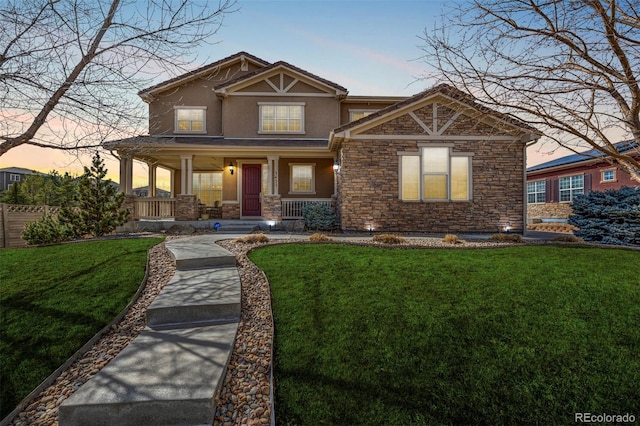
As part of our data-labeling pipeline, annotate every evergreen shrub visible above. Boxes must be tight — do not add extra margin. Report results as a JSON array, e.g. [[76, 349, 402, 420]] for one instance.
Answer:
[[568, 187, 640, 246], [302, 202, 337, 230]]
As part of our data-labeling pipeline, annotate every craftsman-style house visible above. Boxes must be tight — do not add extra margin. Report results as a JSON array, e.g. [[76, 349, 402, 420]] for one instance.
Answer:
[[106, 51, 541, 233]]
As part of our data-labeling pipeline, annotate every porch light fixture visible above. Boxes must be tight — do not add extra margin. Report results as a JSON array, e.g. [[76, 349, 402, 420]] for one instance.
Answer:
[[228, 162, 234, 175], [333, 161, 341, 173]]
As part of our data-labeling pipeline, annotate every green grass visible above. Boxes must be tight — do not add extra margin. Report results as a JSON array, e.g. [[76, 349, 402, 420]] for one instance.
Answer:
[[0, 238, 163, 418], [249, 244, 640, 425]]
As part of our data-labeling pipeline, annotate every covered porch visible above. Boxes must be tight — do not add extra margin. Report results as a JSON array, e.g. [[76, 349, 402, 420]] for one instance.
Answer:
[[113, 138, 338, 222]]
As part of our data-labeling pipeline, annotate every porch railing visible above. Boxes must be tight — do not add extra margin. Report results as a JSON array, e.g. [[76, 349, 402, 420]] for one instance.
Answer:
[[281, 198, 332, 219], [134, 198, 176, 219]]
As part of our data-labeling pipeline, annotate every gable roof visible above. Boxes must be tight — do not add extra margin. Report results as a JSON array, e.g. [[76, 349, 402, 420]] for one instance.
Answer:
[[332, 83, 540, 136], [527, 140, 639, 173], [0, 167, 43, 175], [138, 51, 270, 98], [215, 60, 348, 96]]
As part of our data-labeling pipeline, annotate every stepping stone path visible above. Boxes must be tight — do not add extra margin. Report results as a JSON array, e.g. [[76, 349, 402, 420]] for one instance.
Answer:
[[59, 235, 240, 426]]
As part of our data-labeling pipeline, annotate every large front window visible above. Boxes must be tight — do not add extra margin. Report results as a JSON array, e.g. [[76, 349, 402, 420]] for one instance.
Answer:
[[559, 175, 583, 202], [175, 107, 206, 133], [527, 180, 546, 204], [259, 103, 304, 133], [193, 172, 222, 206], [400, 146, 471, 201]]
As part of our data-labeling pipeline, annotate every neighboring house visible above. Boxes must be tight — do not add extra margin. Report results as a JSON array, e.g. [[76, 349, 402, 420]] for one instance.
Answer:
[[132, 186, 171, 198], [0, 167, 44, 191], [526, 140, 639, 221], [106, 51, 541, 232]]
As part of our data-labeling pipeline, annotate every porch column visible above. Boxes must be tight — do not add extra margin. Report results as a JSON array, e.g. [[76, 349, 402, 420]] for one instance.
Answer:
[[119, 155, 133, 195], [170, 169, 176, 197], [180, 155, 193, 195], [267, 156, 279, 195], [147, 162, 157, 197]]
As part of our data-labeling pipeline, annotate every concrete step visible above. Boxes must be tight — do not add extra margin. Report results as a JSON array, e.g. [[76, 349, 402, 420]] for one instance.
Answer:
[[166, 235, 236, 270], [58, 322, 238, 426], [147, 267, 241, 329]]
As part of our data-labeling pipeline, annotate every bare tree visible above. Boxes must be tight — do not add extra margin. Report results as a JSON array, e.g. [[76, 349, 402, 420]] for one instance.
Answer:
[[420, 0, 640, 183], [0, 0, 236, 156]]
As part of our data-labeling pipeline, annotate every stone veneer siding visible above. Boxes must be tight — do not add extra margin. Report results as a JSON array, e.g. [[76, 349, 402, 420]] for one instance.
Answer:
[[261, 195, 282, 221], [175, 195, 199, 221], [221, 203, 240, 220], [527, 202, 573, 221], [338, 138, 525, 233]]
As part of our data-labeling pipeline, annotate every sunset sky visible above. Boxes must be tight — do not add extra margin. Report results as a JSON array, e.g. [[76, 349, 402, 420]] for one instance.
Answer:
[[0, 0, 577, 189]]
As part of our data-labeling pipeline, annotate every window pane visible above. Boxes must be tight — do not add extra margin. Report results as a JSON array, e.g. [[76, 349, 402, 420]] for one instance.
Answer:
[[292, 165, 313, 192], [451, 156, 469, 200], [176, 108, 204, 132], [193, 172, 222, 206], [423, 147, 449, 173], [401, 156, 420, 200], [423, 175, 447, 199]]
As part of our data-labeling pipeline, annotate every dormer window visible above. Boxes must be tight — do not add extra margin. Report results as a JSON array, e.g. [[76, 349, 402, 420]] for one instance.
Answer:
[[175, 107, 206, 133], [259, 103, 304, 134]]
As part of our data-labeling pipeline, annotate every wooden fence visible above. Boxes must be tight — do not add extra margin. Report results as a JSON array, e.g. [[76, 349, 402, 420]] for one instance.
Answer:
[[0, 204, 60, 248]]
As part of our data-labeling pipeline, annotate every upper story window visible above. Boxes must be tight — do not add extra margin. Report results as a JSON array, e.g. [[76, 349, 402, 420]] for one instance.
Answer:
[[175, 107, 206, 133], [9, 174, 21, 182], [559, 174, 583, 202], [349, 110, 377, 122], [259, 103, 304, 134], [601, 169, 616, 182], [400, 145, 472, 201], [527, 180, 546, 204]]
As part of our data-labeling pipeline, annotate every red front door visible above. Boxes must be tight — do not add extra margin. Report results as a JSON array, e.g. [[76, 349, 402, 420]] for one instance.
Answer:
[[242, 164, 262, 216]]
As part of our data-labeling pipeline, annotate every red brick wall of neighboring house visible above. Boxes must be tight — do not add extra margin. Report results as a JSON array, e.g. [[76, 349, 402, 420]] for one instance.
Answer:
[[337, 107, 527, 233], [527, 160, 639, 220]]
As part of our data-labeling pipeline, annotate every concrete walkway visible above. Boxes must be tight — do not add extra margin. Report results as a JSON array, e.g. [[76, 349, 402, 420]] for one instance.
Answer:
[[59, 235, 241, 426], [58, 231, 563, 426]]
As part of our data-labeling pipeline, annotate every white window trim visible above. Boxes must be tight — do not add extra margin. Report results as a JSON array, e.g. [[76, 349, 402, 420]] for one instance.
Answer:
[[9, 174, 21, 182], [349, 109, 378, 122], [258, 102, 305, 134], [398, 145, 473, 202], [601, 168, 617, 183], [289, 163, 316, 195], [559, 174, 584, 203], [174, 106, 207, 134], [527, 180, 546, 204]]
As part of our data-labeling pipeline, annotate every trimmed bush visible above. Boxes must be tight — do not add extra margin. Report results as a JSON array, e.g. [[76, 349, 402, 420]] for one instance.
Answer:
[[442, 234, 461, 244], [235, 234, 270, 244], [568, 187, 640, 246], [372, 234, 407, 244], [309, 233, 333, 242], [302, 202, 337, 231], [489, 233, 523, 243], [22, 214, 73, 245]]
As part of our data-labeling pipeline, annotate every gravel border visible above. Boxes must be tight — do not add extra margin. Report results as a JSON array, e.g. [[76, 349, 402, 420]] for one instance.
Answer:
[[7, 242, 176, 426], [7, 234, 600, 426]]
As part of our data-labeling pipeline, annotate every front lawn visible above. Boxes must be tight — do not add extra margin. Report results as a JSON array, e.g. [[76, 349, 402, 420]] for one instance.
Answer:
[[249, 244, 640, 425], [0, 238, 163, 418]]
